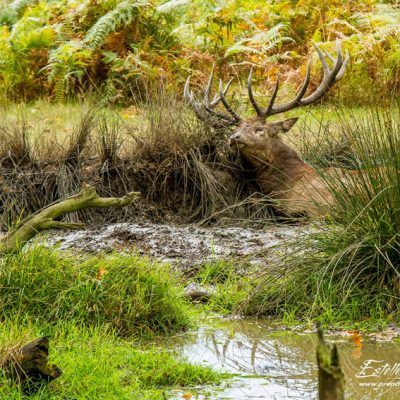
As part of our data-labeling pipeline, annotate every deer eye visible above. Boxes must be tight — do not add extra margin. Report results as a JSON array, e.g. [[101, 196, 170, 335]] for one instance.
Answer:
[[255, 127, 264, 134]]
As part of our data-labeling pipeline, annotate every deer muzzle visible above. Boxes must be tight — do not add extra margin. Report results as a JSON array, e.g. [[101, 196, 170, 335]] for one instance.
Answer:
[[229, 133, 245, 148]]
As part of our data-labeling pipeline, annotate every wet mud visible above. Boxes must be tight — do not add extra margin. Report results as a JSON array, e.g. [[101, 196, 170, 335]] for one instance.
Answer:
[[45, 222, 310, 268]]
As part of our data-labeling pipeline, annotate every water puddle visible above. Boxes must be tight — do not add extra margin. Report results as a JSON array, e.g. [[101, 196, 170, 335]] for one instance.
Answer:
[[161, 319, 400, 400]]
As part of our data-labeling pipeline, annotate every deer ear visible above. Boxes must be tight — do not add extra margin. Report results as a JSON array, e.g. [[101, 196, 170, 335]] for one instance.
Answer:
[[268, 117, 299, 136], [279, 117, 298, 133]]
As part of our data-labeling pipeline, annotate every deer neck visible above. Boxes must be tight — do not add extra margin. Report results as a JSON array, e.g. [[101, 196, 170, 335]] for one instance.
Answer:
[[252, 142, 312, 194]]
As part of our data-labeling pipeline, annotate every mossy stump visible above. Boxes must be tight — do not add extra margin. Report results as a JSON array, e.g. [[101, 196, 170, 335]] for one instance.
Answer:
[[1, 337, 61, 392], [316, 322, 345, 400]]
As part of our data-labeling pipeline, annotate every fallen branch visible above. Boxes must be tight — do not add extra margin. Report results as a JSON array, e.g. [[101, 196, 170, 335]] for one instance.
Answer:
[[0, 184, 140, 255], [316, 321, 345, 400]]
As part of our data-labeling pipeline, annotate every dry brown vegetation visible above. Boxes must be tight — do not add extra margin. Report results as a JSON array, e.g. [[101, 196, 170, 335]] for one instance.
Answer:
[[0, 95, 279, 230]]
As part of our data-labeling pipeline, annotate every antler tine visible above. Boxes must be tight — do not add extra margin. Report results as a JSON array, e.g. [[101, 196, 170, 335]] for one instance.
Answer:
[[299, 40, 344, 104], [249, 40, 349, 119], [203, 65, 215, 105], [201, 66, 234, 108], [323, 48, 336, 64], [264, 77, 280, 117], [322, 43, 349, 81], [313, 42, 330, 75], [335, 50, 350, 82], [210, 78, 234, 107], [184, 76, 202, 114], [184, 70, 240, 126], [272, 59, 311, 114], [183, 75, 192, 101], [310, 40, 342, 88], [218, 79, 241, 122], [248, 68, 282, 119], [292, 59, 311, 101], [207, 74, 238, 124], [330, 39, 343, 77], [247, 68, 263, 117]]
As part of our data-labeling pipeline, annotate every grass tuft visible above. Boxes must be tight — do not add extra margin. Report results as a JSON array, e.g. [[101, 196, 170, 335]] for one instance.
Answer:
[[0, 247, 192, 337], [193, 259, 254, 315], [0, 116, 32, 168]]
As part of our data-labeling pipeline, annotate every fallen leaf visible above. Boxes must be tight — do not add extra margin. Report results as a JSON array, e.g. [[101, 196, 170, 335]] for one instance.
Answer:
[[97, 268, 108, 280], [352, 332, 363, 348], [351, 331, 363, 359]]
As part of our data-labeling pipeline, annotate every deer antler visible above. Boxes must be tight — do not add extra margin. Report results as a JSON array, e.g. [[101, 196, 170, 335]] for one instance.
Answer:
[[184, 41, 349, 125], [248, 40, 350, 119], [183, 66, 241, 127]]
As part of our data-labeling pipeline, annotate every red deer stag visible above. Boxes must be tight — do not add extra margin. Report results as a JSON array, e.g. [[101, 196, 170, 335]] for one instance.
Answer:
[[184, 41, 350, 218]]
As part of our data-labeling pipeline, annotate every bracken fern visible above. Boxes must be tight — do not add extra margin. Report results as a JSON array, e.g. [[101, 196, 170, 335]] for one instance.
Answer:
[[84, 0, 149, 49]]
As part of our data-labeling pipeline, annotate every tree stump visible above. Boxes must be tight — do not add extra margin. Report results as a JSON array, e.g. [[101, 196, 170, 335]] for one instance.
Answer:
[[1, 337, 61, 393], [316, 321, 345, 400]]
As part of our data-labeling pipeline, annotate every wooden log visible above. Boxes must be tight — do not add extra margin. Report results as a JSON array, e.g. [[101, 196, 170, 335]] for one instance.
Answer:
[[1, 337, 61, 392], [316, 321, 345, 400], [0, 184, 140, 255]]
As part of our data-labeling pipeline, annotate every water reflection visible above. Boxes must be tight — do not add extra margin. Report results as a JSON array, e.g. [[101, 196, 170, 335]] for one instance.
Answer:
[[165, 319, 400, 400]]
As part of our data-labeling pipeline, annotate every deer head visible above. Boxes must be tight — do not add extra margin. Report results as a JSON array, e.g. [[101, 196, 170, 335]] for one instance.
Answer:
[[184, 41, 350, 169]]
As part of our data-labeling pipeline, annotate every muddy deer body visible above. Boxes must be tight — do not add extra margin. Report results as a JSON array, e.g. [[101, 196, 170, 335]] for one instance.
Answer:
[[234, 119, 333, 217], [184, 41, 350, 218]]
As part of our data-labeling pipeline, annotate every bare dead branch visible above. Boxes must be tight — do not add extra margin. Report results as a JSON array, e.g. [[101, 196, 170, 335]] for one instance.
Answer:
[[0, 184, 140, 255]]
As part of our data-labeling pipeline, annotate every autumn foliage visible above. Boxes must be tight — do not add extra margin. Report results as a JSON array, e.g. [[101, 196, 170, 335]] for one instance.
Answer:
[[0, 0, 399, 104]]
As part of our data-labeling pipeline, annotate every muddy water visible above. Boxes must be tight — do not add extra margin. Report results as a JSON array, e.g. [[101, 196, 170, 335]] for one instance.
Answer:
[[46, 222, 310, 268], [165, 319, 400, 400]]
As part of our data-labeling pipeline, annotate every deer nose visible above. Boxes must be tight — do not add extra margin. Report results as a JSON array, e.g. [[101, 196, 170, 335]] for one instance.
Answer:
[[229, 133, 241, 144]]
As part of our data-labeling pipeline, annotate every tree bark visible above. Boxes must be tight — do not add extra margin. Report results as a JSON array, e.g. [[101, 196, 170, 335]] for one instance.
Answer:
[[316, 321, 345, 400], [0, 184, 140, 255]]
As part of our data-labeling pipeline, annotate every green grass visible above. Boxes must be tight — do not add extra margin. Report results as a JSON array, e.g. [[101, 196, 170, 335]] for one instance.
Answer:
[[0, 319, 223, 400], [193, 259, 255, 315], [0, 99, 373, 157], [243, 107, 400, 327], [0, 100, 139, 159], [0, 249, 227, 398], [0, 246, 192, 337]]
